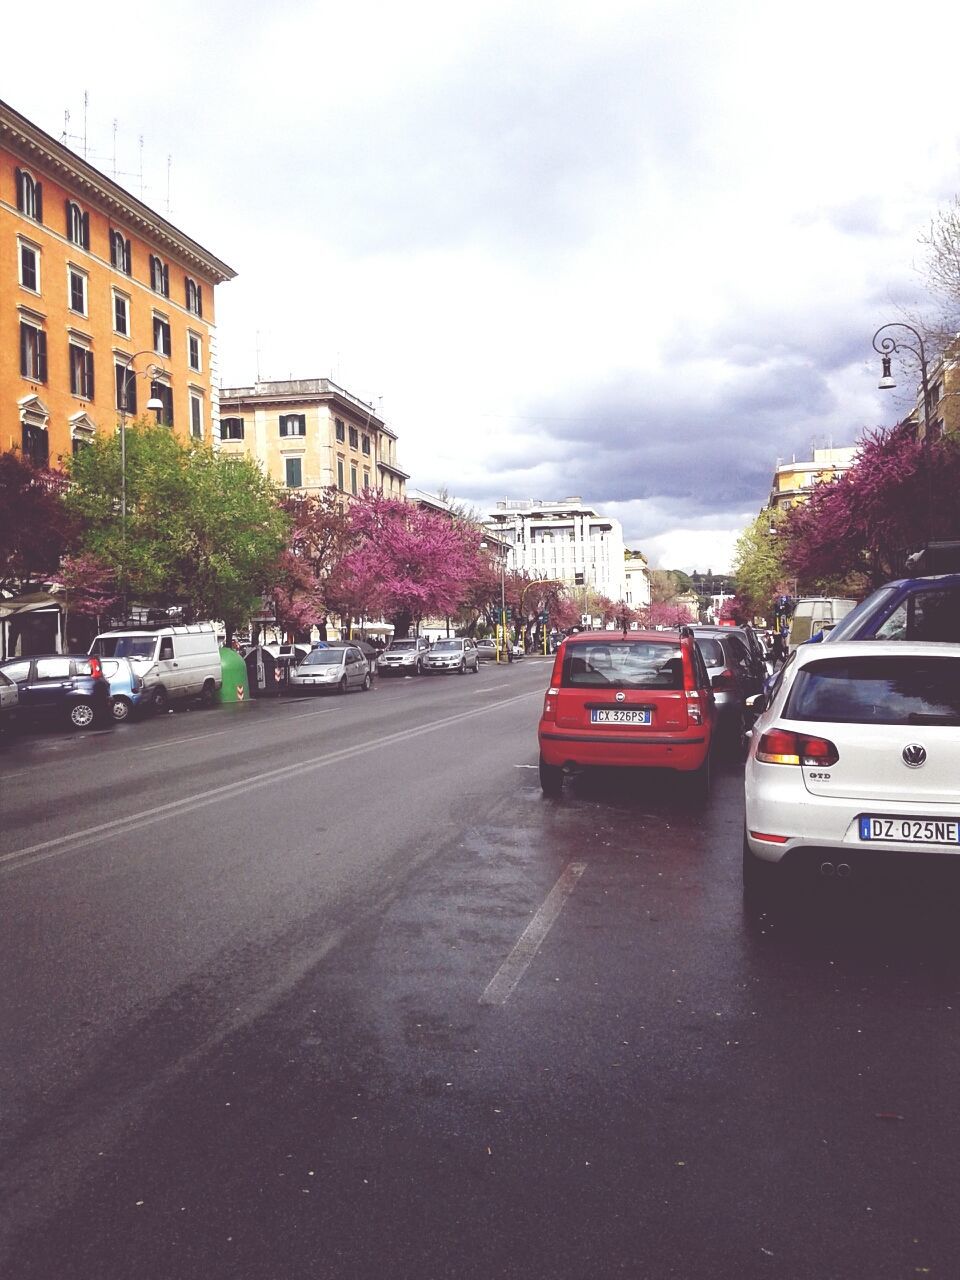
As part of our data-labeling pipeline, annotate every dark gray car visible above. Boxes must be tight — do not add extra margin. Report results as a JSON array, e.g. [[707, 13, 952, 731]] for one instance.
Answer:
[[691, 628, 765, 754]]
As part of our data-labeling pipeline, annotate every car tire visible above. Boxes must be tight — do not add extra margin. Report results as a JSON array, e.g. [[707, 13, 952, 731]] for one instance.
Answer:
[[459, 660, 466, 675], [362, 673, 372, 691], [338, 676, 348, 694], [687, 748, 711, 802], [539, 753, 564, 797], [111, 695, 132, 722], [198, 680, 216, 708], [152, 686, 169, 713], [415, 660, 423, 676], [67, 700, 96, 730], [742, 833, 781, 910], [727, 709, 748, 761]]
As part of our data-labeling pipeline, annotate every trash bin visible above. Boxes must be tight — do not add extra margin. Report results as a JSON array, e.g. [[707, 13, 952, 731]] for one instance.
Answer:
[[217, 646, 250, 704], [244, 644, 278, 696]]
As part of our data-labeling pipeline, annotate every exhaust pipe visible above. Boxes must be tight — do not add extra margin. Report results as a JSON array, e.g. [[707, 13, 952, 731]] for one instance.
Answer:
[[836, 863, 852, 880], [819, 861, 835, 878]]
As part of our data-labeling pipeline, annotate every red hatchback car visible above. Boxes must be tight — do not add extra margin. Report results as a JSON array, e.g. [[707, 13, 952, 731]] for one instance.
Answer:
[[537, 628, 716, 798]]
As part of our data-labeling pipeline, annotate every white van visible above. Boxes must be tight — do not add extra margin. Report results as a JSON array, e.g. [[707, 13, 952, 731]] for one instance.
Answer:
[[89, 624, 222, 710], [786, 597, 857, 650]]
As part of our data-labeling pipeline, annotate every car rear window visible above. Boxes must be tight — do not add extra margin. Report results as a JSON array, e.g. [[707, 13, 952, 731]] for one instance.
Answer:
[[785, 656, 960, 725], [561, 640, 684, 690], [695, 637, 724, 666], [302, 650, 344, 666]]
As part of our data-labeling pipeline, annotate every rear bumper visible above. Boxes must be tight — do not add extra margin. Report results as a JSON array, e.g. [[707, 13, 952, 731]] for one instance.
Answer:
[[538, 728, 709, 773]]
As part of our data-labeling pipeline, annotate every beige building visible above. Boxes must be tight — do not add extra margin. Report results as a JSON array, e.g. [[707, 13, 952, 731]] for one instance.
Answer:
[[623, 548, 651, 610], [217, 378, 408, 498]]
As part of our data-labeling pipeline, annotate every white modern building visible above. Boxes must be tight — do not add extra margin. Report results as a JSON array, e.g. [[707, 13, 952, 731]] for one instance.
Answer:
[[487, 497, 628, 603]]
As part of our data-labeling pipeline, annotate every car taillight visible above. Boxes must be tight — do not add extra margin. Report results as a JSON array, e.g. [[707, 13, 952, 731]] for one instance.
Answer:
[[541, 686, 559, 722], [756, 728, 838, 767], [88, 657, 102, 679]]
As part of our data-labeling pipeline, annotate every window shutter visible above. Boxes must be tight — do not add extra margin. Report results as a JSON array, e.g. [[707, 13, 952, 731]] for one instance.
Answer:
[[37, 331, 47, 382], [162, 264, 169, 296], [35, 182, 43, 222], [185, 277, 191, 308], [81, 211, 89, 248], [66, 198, 73, 237], [87, 351, 95, 401], [19, 324, 28, 377], [15, 168, 23, 210], [197, 285, 203, 318]]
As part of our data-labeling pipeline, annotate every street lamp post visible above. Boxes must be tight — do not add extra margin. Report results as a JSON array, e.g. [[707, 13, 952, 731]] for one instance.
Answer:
[[872, 322, 934, 543], [117, 351, 165, 619]]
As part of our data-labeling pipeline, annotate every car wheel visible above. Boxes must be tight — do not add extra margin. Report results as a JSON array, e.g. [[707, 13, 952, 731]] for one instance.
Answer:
[[415, 660, 423, 675], [726, 709, 748, 761], [742, 832, 782, 910], [362, 673, 372, 691], [152, 686, 169, 713], [687, 748, 711, 802], [539, 753, 564, 797], [198, 680, 216, 708], [459, 660, 466, 674], [111, 695, 132, 722], [338, 676, 348, 694], [67, 700, 96, 729]]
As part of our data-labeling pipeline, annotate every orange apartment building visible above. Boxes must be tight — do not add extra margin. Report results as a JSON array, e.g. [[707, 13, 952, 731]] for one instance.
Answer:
[[0, 98, 236, 468]]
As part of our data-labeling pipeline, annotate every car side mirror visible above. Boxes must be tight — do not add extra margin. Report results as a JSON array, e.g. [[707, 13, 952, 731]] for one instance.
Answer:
[[745, 692, 767, 713]]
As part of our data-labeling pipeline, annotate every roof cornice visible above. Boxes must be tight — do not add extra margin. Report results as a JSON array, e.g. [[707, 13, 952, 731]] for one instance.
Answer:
[[0, 98, 237, 284]]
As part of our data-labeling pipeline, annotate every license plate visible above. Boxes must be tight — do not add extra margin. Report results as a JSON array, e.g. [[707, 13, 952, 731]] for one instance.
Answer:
[[859, 817, 960, 845], [590, 708, 651, 726]]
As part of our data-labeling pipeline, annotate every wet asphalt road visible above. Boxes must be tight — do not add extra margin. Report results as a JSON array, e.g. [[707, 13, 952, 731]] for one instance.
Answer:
[[2, 656, 960, 1278]]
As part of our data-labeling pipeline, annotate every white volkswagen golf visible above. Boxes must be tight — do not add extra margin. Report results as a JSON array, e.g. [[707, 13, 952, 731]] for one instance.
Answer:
[[743, 641, 960, 903]]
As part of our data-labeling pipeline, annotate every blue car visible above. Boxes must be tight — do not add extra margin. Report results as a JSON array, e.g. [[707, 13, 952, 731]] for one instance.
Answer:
[[824, 573, 960, 645], [99, 655, 148, 721]]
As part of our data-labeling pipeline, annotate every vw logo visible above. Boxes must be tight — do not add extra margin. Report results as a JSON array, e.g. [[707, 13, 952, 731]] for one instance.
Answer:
[[615, 690, 626, 702], [902, 743, 927, 768]]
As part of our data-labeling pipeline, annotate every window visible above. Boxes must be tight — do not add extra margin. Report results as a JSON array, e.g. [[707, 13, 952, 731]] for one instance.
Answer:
[[349, 426, 359, 449], [116, 363, 137, 414], [72, 434, 92, 457], [279, 414, 306, 437], [110, 230, 131, 274], [221, 417, 245, 441], [184, 277, 203, 316], [22, 422, 49, 467], [65, 200, 89, 249], [187, 332, 202, 372], [350, 464, 358, 495], [362, 433, 370, 455], [150, 380, 174, 426], [18, 241, 39, 292], [68, 266, 88, 315], [153, 314, 171, 357], [285, 457, 303, 488], [190, 392, 203, 438], [69, 344, 95, 399], [363, 470, 370, 489], [337, 458, 345, 490], [15, 168, 43, 221], [113, 290, 130, 337], [335, 417, 345, 442], [19, 321, 47, 382], [786, 656, 960, 726], [149, 255, 169, 297]]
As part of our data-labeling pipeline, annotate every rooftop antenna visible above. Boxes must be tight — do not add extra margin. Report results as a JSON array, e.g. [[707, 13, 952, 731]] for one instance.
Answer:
[[255, 331, 262, 382], [83, 90, 88, 159], [62, 109, 70, 144], [166, 154, 172, 214], [138, 135, 144, 197], [112, 118, 118, 178]]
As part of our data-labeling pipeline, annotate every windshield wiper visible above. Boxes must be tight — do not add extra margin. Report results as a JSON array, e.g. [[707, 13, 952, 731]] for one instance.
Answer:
[[906, 711, 960, 724]]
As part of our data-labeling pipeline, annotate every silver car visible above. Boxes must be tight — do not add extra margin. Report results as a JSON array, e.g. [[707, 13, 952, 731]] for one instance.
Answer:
[[378, 636, 431, 676], [288, 644, 372, 694], [423, 637, 480, 675], [0, 668, 19, 734]]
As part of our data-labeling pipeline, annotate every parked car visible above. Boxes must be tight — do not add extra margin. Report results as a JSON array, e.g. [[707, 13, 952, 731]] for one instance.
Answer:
[[423, 637, 480, 675], [743, 640, 960, 905], [90, 624, 222, 710], [378, 636, 431, 676], [510, 641, 525, 659], [287, 644, 372, 694], [691, 627, 765, 754], [825, 574, 960, 645], [537, 628, 716, 799], [99, 655, 148, 721], [0, 668, 19, 734], [787, 597, 857, 649], [0, 654, 112, 729], [476, 639, 499, 662]]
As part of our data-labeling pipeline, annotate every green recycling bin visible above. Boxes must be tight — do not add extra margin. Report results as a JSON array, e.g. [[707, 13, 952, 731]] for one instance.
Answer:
[[217, 646, 250, 704]]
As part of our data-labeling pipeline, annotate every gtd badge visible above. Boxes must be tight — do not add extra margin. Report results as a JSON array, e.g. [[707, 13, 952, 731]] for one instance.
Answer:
[[902, 743, 927, 768]]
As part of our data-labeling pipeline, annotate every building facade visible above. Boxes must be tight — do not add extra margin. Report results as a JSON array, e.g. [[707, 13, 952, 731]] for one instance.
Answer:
[[217, 379, 408, 499], [768, 445, 858, 516], [623, 549, 651, 611], [486, 497, 628, 603], [1, 98, 236, 467]]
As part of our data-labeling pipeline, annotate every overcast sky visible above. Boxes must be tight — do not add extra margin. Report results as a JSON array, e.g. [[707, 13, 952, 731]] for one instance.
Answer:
[[7, 0, 960, 571]]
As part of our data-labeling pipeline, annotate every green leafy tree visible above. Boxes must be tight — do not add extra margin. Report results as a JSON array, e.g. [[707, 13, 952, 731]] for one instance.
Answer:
[[66, 421, 289, 630], [732, 513, 785, 620]]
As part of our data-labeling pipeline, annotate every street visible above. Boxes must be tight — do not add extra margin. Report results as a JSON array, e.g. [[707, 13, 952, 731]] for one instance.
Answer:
[[2, 657, 960, 1279]]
